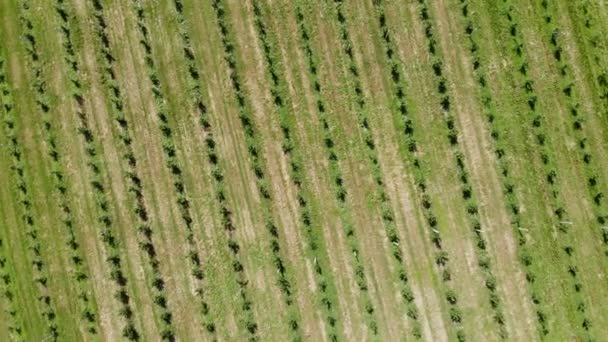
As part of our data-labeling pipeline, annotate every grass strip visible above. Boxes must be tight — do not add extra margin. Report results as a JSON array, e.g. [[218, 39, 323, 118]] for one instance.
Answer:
[[129, 0, 260, 338]]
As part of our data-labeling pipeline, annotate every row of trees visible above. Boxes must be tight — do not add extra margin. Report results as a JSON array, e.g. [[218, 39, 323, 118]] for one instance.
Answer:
[[88, 0, 182, 339], [569, 1, 608, 136], [175, 0, 309, 335], [0, 245, 22, 339], [165, 0, 223, 335], [331, 1, 424, 338], [126, 0, 220, 339], [51, 0, 143, 339], [132, 0, 262, 337], [15, 1, 79, 339], [49, 0, 146, 335], [215, 0, 348, 336], [415, 0, 509, 338], [370, 0, 472, 338], [208, 0, 304, 337], [66, 0, 184, 339], [251, 0, 345, 339], [294, 1, 380, 335], [498, 0, 591, 335], [540, 0, 608, 332], [455, 0, 550, 336], [0, 51, 27, 341], [539, 0, 608, 254]]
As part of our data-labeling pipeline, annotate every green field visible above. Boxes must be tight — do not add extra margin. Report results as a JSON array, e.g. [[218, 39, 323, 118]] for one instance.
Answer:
[[1, 0, 608, 340]]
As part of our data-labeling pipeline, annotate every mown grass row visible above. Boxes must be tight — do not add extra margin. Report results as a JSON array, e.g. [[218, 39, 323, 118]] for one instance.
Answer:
[[19, 0, 143, 339], [494, 0, 593, 335], [0, 51, 27, 341], [565, 1, 608, 134], [0, 240, 22, 340], [18, 0, 103, 337], [413, 0, 510, 338], [212, 0, 352, 338], [454, 0, 549, 336], [368, 1, 475, 339], [329, 1, 423, 338], [68, 0, 181, 339], [129, 0, 260, 338], [210, 0, 349, 339], [120, 0, 218, 335], [15, 1, 112, 339], [163, 0, 233, 336], [172, 0, 286, 336], [537, 0, 608, 255], [250, 1, 346, 340], [293, 1, 379, 336]]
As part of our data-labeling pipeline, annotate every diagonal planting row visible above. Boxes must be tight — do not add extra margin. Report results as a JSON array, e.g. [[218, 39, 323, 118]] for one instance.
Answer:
[[128, 0, 259, 338], [328, 1, 426, 339], [293, 0, 380, 336], [537, 0, 608, 258], [454, 0, 549, 335], [170, 0, 298, 336], [249, 1, 350, 339], [564, 0, 608, 135], [78, 0, 180, 339], [17, 1, 109, 339], [410, 0, 511, 338], [20, 1, 107, 337], [112, 0, 219, 336], [16, 3, 103, 333], [0, 50, 29, 340], [0, 237, 22, 340], [19, 0, 142, 339], [166, 0, 232, 335], [367, 0, 476, 339], [212, 0, 365, 338], [493, 0, 593, 335]]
